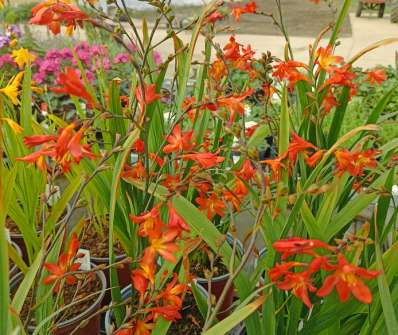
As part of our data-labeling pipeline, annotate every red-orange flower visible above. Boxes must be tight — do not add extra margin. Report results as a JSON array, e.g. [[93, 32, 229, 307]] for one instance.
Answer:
[[305, 150, 325, 168], [146, 305, 182, 322], [317, 254, 380, 304], [273, 237, 332, 260], [163, 124, 194, 153], [364, 68, 387, 86], [321, 89, 339, 114], [322, 64, 356, 90], [51, 67, 95, 106], [276, 271, 317, 308], [135, 83, 161, 110], [130, 207, 162, 237], [132, 139, 145, 153], [273, 60, 309, 90], [43, 233, 81, 292], [205, 11, 225, 24], [196, 193, 226, 220], [269, 261, 305, 282], [168, 202, 190, 233], [181, 151, 225, 168], [316, 45, 344, 71], [335, 149, 379, 177], [238, 159, 256, 181], [131, 253, 156, 297], [217, 89, 254, 123], [17, 124, 96, 172], [261, 155, 286, 182], [288, 132, 317, 164], [121, 161, 146, 180], [146, 228, 180, 264], [30, 0, 89, 36], [231, 1, 257, 22], [155, 273, 186, 307], [209, 59, 227, 81]]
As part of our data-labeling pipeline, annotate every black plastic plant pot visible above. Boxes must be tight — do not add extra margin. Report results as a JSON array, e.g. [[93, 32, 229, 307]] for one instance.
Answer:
[[10, 264, 106, 335]]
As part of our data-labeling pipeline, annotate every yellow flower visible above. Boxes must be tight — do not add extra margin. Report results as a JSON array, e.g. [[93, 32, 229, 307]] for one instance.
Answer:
[[0, 72, 24, 105], [1, 118, 24, 134], [11, 48, 37, 68], [0, 0, 4, 8]]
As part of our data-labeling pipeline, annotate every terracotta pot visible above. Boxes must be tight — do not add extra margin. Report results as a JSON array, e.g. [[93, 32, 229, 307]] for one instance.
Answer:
[[11, 264, 106, 335], [10, 203, 72, 263], [195, 234, 244, 320], [91, 254, 131, 306], [9, 241, 23, 278], [103, 281, 208, 335]]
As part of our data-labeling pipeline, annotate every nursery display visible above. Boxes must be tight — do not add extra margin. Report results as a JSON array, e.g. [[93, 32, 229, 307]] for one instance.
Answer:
[[2, 0, 398, 334]]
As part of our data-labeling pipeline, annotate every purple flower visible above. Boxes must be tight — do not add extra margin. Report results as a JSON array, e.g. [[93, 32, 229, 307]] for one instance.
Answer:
[[114, 53, 129, 64], [6, 25, 21, 38], [0, 36, 10, 48]]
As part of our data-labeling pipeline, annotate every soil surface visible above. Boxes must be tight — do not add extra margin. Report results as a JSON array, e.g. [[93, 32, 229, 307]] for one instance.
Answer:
[[129, 0, 352, 37], [80, 222, 125, 258], [190, 255, 229, 278], [15, 272, 101, 329], [168, 292, 204, 335]]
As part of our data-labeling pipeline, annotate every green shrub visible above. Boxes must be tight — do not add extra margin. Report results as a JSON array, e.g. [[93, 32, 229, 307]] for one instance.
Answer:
[[0, 2, 38, 24]]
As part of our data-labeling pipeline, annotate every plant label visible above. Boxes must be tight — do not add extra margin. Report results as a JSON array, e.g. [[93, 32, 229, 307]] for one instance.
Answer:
[[77, 248, 91, 271]]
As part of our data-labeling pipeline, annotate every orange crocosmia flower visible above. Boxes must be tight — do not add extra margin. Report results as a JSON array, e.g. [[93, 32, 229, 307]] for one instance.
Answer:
[[17, 124, 95, 172], [288, 132, 317, 164], [276, 271, 317, 308], [364, 68, 387, 86], [223, 36, 242, 61], [217, 88, 254, 123], [262, 83, 277, 101], [335, 149, 379, 177], [322, 64, 357, 90], [168, 202, 190, 233], [163, 124, 194, 154], [209, 58, 227, 81], [131, 260, 156, 297], [181, 151, 225, 168], [205, 11, 225, 24], [121, 160, 146, 180], [321, 89, 339, 114], [238, 159, 256, 181], [135, 83, 161, 108], [261, 155, 286, 182], [317, 254, 380, 304], [129, 207, 162, 238], [273, 237, 332, 260], [51, 67, 95, 106], [146, 228, 180, 264], [133, 319, 155, 335], [231, 1, 257, 22], [268, 261, 305, 282], [316, 45, 344, 71], [272, 60, 309, 90], [155, 273, 186, 307], [196, 193, 226, 220], [30, 0, 89, 36], [43, 233, 81, 292], [146, 305, 182, 322], [132, 138, 145, 153], [305, 150, 325, 168]]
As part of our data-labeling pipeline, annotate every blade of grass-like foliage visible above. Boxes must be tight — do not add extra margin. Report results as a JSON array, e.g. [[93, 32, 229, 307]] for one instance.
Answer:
[[324, 171, 388, 241], [327, 86, 350, 147], [20, 66, 32, 134], [375, 228, 398, 335], [175, 0, 218, 110], [202, 295, 266, 335], [108, 129, 140, 326], [247, 124, 271, 150], [366, 84, 398, 125], [348, 39, 398, 65], [11, 248, 44, 313]]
